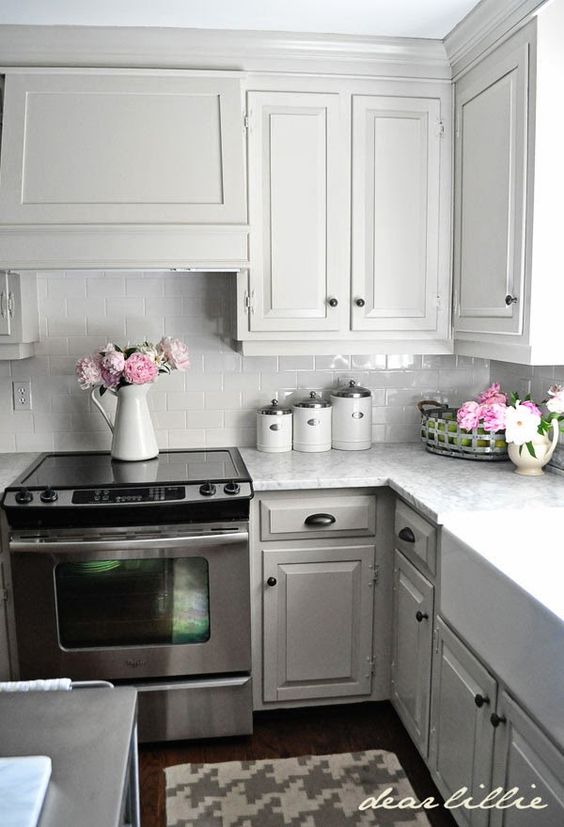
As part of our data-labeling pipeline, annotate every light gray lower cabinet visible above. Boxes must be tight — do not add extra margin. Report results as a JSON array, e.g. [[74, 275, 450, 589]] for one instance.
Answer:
[[391, 548, 434, 757], [262, 543, 375, 702], [429, 617, 497, 827], [490, 692, 564, 827]]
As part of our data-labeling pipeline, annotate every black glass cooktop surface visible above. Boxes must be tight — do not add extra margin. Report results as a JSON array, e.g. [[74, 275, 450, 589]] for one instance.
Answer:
[[17, 449, 248, 489]]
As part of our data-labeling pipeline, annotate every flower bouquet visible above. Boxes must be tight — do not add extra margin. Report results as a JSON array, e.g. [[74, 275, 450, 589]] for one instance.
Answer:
[[75, 337, 190, 394], [74, 338, 190, 462]]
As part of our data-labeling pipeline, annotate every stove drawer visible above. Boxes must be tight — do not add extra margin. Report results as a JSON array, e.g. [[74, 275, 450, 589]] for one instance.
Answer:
[[135, 676, 253, 742], [260, 494, 376, 541]]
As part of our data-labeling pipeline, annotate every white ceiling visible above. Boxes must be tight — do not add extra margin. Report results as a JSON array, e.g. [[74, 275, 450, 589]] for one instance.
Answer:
[[0, 0, 482, 39]]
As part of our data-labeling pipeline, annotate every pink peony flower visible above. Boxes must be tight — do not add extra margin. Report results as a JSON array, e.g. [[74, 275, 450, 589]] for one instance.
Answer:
[[158, 337, 190, 371], [481, 403, 507, 432], [477, 383, 507, 406], [100, 350, 125, 388], [521, 400, 541, 417], [546, 384, 564, 414], [123, 352, 158, 385], [457, 400, 481, 431], [75, 354, 102, 389]]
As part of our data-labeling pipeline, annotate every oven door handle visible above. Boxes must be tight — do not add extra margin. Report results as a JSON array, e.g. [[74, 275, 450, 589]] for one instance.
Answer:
[[9, 530, 248, 555]]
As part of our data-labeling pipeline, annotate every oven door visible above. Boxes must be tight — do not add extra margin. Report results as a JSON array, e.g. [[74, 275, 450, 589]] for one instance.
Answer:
[[10, 523, 250, 682]]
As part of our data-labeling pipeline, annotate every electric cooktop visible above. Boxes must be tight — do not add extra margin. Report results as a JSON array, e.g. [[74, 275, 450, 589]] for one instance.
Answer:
[[2, 449, 253, 529]]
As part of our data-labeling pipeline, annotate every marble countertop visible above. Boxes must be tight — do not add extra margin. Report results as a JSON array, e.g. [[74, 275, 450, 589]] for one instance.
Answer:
[[240, 444, 564, 524]]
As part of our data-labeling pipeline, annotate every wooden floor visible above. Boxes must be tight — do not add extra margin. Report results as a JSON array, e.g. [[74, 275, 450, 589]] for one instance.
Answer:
[[140, 700, 457, 827]]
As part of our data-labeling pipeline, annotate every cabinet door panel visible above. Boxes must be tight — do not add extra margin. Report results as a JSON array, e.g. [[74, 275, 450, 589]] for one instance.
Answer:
[[490, 692, 564, 827], [351, 95, 441, 332], [454, 41, 528, 335], [0, 72, 246, 224], [263, 544, 374, 702], [429, 618, 497, 827], [247, 92, 345, 332], [391, 550, 434, 757]]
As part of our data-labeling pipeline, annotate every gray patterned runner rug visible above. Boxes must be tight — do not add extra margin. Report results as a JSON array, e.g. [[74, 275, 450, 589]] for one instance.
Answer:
[[165, 749, 432, 826]]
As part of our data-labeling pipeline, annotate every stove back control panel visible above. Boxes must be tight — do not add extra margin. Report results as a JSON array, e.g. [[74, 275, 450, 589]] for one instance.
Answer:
[[4, 482, 253, 507]]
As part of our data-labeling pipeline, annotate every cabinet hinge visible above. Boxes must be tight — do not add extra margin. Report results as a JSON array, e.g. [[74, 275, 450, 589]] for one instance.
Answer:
[[366, 655, 376, 676], [437, 120, 445, 138], [433, 627, 439, 654], [244, 289, 255, 314], [369, 565, 380, 587], [435, 294, 442, 310], [0, 588, 8, 603], [244, 114, 250, 130]]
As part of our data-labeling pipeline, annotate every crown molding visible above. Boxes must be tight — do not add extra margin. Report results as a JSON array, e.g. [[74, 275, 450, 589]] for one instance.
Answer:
[[0, 24, 451, 79], [444, 0, 546, 78]]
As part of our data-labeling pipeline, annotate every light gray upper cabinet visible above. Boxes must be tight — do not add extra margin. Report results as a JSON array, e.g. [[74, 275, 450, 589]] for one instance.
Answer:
[[429, 618, 497, 827], [454, 3, 564, 364], [0, 271, 39, 360], [238, 78, 452, 355], [246, 91, 347, 333], [391, 549, 434, 758], [453, 33, 528, 339], [351, 95, 443, 334], [0, 70, 248, 269], [262, 542, 375, 702]]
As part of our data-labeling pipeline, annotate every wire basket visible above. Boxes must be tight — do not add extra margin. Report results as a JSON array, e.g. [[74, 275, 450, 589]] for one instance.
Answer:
[[418, 400, 508, 461]]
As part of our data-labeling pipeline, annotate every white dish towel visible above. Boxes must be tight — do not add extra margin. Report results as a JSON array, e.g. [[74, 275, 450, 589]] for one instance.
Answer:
[[0, 679, 72, 692]]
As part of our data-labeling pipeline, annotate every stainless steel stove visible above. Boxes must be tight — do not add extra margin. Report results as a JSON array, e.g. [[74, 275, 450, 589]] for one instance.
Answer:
[[2, 449, 254, 743]]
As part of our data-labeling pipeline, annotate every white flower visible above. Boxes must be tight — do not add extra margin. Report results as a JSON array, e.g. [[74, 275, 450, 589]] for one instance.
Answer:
[[546, 384, 564, 414], [505, 403, 541, 445]]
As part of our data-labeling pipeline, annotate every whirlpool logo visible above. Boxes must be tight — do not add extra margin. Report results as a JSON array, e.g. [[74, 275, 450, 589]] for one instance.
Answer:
[[125, 658, 147, 668]]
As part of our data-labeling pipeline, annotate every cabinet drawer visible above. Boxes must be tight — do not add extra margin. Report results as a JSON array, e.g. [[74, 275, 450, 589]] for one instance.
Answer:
[[260, 495, 375, 541], [394, 500, 437, 576]]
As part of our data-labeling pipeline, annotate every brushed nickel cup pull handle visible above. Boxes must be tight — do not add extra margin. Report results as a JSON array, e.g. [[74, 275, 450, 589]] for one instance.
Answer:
[[505, 294, 518, 306], [304, 513, 336, 527]]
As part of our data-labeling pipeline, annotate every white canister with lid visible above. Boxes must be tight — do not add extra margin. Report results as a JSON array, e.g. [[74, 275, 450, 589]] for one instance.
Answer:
[[256, 399, 293, 453], [292, 391, 332, 452], [330, 380, 372, 450]]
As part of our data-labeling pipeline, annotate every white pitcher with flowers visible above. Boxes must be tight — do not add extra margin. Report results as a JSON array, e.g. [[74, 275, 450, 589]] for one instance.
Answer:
[[75, 337, 190, 461]]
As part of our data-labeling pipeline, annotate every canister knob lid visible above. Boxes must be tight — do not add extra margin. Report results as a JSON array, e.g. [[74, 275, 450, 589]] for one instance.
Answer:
[[293, 391, 332, 409], [331, 379, 372, 399], [257, 398, 292, 415]]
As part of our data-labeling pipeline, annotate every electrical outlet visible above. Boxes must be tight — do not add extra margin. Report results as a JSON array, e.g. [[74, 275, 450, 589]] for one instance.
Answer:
[[13, 380, 32, 411]]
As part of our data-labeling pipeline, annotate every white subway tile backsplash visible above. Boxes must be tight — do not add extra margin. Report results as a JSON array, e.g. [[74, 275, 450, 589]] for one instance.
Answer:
[[0, 270, 495, 451]]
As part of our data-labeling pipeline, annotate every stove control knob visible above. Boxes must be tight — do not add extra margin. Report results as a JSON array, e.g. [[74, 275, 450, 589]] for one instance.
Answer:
[[40, 488, 58, 504], [15, 488, 33, 505], [199, 482, 216, 497], [224, 481, 240, 496]]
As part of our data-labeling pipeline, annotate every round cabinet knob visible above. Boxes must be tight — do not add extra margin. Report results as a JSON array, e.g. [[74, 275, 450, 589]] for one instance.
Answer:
[[490, 712, 507, 728], [474, 693, 490, 708], [415, 611, 429, 623], [355, 298, 366, 307], [199, 482, 216, 497], [266, 577, 277, 587], [40, 488, 58, 503], [328, 297, 339, 308], [505, 294, 519, 306], [224, 481, 240, 496], [15, 488, 33, 505]]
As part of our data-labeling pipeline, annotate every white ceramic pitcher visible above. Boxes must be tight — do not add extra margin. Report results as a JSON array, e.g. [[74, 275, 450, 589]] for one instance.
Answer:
[[91, 383, 159, 462], [507, 418, 560, 476]]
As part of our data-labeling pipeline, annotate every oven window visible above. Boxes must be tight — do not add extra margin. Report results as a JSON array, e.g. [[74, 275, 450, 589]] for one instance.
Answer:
[[54, 557, 210, 649]]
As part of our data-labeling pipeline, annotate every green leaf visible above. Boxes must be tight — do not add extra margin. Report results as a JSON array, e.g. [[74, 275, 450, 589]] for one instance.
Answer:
[[526, 441, 537, 458], [509, 392, 519, 406], [519, 444, 523, 456]]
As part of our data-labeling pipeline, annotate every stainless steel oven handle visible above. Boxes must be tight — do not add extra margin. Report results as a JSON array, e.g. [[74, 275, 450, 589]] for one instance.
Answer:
[[9, 530, 248, 554]]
